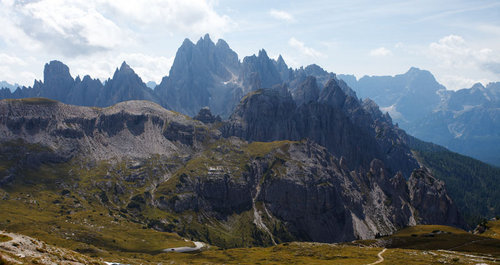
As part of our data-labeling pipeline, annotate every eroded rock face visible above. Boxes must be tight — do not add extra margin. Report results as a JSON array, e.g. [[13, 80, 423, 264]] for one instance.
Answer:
[[0, 99, 219, 160], [158, 140, 463, 244], [408, 168, 463, 227]]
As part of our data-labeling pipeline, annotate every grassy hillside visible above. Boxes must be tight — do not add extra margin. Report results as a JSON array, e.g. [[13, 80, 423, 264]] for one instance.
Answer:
[[1, 139, 500, 264], [0, 140, 196, 261], [381, 225, 500, 255], [2, 228, 499, 265], [409, 137, 500, 225]]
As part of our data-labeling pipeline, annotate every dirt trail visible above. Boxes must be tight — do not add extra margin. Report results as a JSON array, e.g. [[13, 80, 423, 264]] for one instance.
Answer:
[[367, 248, 387, 265]]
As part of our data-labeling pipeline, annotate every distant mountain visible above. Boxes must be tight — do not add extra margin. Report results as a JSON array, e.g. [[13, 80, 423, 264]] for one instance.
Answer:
[[0, 35, 337, 118], [338, 67, 444, 128], [0, 61, 103, 106], [339, 70, 500, 166], [96, 62, 158, 107], [154, 34, 242, 116], [410, 82, 500, 166], [0, 81, 20, 92], [146, 81, 157, 89], [0, 61, 157, 108]]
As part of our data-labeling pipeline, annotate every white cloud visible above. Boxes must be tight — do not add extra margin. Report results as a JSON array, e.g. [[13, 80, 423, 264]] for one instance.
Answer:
[[0, 1, 43, 52], [0, 54, 27, 66], [0, 0, 234, 57], [428, 35, 500, 70], [1, 0, 128, 56], [427, 35, 500, 90], [369, 47, 392, 57], [100, 0, 234, 39], [269, 9, 294, 22], [288, 37, 323, 58]]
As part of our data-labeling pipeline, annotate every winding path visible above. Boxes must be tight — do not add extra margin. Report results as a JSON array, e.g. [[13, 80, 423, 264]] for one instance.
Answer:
[[367, 248, 387, 265]]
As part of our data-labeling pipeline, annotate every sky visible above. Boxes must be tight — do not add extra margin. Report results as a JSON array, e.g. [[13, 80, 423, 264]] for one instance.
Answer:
[[0, 0, 499, 91]]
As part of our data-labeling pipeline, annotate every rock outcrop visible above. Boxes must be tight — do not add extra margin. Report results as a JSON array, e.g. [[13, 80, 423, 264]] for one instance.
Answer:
[[157, 139, 463, 244], [193, 107, 221, 124], [408, 168, 463, 227]]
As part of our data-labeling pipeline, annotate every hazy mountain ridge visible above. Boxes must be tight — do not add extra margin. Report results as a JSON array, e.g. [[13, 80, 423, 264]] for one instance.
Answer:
[[0, 59, 188, 110], [0, 34, 339, 119], [0, 81, 20, 92], [339, 70, 500, 166]]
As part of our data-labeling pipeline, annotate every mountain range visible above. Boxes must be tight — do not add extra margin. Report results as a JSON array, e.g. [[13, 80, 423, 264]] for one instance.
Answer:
[[0, 35, 499, 238], [0, 34, 339, 119], [1, 35, 498, 169]]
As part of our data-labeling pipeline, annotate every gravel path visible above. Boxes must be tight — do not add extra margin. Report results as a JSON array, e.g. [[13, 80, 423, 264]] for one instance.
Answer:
[[367, 248, 387, 265]]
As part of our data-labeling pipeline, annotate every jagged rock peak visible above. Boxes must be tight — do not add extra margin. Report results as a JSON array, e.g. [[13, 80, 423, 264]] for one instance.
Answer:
[[111, 62, 140, 81], [277, 54, 285, 65], [82, 75, 93, 82], [194, 106, 221, 123], [361, 98, 391, 123], [119, 61, 134, 73], [44, 60, 73, 84], [258, 49, 270, 59], [470, 82, 486, 91], [318, 78, 347, 107], [405, 67, 436, 80], [216, 38, 230, 48], [181, 38, 195, 48], [197, 33, 215, 47], [407, 66, 422, 73]]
